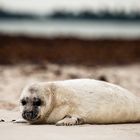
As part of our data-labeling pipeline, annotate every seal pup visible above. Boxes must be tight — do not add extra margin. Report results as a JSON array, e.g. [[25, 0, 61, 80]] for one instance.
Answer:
[[18, 79, 140, 125]]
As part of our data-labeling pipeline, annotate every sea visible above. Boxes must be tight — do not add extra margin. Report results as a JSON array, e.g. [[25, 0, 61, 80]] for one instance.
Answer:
[[0, 19, 140, 39]]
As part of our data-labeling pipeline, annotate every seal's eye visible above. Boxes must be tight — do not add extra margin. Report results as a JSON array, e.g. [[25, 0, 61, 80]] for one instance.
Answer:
[[33, 99, 41, 106], [21, 100, 27, 106]]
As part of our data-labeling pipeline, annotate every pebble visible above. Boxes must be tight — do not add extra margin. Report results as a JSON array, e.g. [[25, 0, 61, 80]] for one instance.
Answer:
[[0, 119, 5, 122], [98, 75, 108, 82]]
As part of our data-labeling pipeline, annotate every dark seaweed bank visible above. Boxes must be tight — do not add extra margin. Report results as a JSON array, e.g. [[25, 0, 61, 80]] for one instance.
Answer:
[[0, 34, 140, 65], [0, 9, 140, 21]]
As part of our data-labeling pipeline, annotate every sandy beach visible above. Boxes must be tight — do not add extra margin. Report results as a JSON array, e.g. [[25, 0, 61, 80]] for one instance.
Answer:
[[1, 63, 140, 139]]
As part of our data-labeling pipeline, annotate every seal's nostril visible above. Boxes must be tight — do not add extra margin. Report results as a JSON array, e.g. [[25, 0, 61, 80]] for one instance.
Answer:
[[33, 111, 38, 119]]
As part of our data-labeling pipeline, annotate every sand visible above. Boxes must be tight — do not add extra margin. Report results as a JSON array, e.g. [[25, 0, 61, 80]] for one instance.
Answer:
[[1, 110, 140, 140], [1, 63, 140, 140]]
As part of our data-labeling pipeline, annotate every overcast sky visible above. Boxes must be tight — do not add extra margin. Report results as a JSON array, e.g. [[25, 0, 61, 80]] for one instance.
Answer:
[[0, 0, 140, 14]]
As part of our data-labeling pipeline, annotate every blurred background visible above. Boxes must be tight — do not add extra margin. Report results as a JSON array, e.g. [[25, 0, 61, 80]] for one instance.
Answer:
[[0, 0, 140, 110]]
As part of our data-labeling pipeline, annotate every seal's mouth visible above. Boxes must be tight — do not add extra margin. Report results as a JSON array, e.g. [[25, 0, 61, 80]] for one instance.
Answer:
[[28, 115, 41, 123]]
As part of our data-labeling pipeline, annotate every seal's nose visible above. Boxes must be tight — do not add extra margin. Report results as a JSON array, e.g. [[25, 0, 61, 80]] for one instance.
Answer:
[[26, 111, 33, 119], [22, 111, 38, 120]]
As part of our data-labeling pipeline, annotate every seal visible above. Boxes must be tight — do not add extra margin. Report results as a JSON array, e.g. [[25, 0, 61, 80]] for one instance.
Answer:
[[18, 79, 140, 125]]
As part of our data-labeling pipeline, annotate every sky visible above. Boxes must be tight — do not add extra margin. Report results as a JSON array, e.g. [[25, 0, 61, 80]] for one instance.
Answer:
[[0, 0, 140, 15]]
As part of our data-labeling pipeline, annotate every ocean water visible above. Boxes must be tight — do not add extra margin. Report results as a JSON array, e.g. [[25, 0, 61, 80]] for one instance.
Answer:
[[0, 19, 140, 39]]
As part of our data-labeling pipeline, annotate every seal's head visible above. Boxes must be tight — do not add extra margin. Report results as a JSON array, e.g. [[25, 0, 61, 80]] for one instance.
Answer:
[[20, 82, 54, 124]]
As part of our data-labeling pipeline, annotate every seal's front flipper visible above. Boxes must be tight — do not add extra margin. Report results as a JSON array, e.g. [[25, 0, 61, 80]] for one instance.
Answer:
[[56, 115, 84, 126]]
